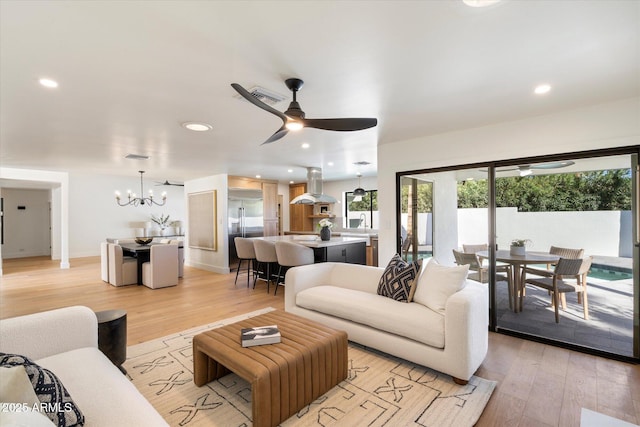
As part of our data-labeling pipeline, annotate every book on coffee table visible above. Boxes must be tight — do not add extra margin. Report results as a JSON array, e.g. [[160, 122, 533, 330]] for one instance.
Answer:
[[241, 325, 281, 347]]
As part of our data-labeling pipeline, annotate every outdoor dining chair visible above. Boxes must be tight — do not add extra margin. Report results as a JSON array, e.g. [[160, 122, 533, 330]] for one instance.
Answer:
[[521, 256, 593, 323]]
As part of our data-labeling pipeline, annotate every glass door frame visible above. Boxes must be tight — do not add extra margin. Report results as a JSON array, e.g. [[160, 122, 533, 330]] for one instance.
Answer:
[[395, 145, 639, 362]]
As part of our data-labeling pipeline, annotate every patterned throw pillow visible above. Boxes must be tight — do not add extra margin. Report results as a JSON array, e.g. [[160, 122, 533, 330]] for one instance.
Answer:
[[0, 353, 85, 426], [377, 254, 422, 302]]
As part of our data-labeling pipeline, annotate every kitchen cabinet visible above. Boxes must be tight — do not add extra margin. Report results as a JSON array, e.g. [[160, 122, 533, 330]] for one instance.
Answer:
[[289, 183, 313, 232], [262, 182, 278, 236], [315, 242, 366, 265]]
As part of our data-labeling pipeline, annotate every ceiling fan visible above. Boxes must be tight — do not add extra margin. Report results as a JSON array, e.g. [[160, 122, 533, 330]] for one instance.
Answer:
[[155, 180, 184, 187], [231, 78, 377, 145], [483, 161, 575, 176]]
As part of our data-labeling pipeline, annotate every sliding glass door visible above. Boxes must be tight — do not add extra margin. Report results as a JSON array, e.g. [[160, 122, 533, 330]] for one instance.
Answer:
[[494, 153, 637, 357], [396, 147, 639, 361]]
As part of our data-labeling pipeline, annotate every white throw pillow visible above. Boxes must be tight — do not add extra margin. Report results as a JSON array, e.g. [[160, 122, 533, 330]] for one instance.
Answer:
[[413, 258, 469, 313], [0, 409, 56, 427], [0, 366, 40, 407]]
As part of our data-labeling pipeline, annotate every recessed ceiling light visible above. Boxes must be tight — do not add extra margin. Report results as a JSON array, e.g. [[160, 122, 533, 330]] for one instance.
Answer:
[[301, 143, 310, 149], [287, 169, 293, 173], [289, 181, 294, 184], [255, 175, 261, 179], [327, 162, 334, 166], [534, 84, 551, 95], [181, 122, 212, 131], [39, 78, 58, 88], [462, 0, 501, 7]]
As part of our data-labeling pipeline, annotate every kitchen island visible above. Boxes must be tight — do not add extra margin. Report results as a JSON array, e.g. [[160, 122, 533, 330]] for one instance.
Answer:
[[258, 235, 367, 265]]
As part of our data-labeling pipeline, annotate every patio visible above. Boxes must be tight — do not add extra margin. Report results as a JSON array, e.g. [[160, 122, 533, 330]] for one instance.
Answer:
[[494, 256, 634, 357]]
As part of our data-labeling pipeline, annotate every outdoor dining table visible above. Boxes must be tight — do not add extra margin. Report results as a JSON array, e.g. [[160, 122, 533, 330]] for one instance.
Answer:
[[477, 249, 560, 312]]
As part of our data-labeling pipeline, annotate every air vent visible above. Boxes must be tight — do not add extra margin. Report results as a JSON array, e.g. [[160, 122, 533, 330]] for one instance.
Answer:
[[353, 161, 371, 166], [234, 86, 287, 106], [125, 154, 150, 160]]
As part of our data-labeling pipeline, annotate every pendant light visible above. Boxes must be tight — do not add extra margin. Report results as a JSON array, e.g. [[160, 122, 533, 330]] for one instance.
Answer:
[[353, 173, 366, 201]]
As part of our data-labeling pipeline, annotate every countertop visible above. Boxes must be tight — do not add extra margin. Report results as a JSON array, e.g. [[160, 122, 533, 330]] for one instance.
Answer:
[[257, 235, 368, 248]]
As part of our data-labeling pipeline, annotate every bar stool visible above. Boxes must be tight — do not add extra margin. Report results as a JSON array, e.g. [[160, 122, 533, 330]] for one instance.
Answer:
[[274, 241, 314, 295], [234, 237, 257, 287], [252, 239, 279, 293]]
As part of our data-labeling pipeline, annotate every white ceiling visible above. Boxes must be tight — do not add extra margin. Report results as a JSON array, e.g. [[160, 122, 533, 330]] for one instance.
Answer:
[[1, 0, 638, 186]]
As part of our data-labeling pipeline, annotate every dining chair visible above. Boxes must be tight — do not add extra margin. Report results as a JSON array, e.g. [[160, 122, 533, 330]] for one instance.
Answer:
[[142, 244, 179, 289], [100, 242, 110, 283], [169, 240, 184, 278], [107, 243, 137, 287], [521, 256, 593, 322], [524, 246, 584, 276], [401, 233, 412, 261], [453, 249, 486, 281], [462, 243, 488, 254], [453, 249, 514, 309], [252, 239, 280, 293], [274, 241, 314, 295], [234, 237, 257, 287]]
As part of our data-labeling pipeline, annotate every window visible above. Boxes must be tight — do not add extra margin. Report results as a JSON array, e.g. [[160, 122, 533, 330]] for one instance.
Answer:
[[345, 190, 378, 229]]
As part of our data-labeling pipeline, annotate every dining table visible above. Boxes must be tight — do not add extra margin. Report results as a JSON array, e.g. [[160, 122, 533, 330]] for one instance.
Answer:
[[477, 249, 560, 312]]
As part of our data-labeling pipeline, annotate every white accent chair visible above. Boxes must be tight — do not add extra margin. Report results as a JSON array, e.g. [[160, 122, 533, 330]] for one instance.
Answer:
[[274, 241, 314, 295], [142, 244, 179, 289], [169, 240, 184, 278], [100, 242, 109, 283], [107, 243, 137, 287]]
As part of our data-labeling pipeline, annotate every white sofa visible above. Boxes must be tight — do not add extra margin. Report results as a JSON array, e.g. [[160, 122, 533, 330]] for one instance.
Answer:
[[285, 262, 488, 383], [0, 306, 168, 426]]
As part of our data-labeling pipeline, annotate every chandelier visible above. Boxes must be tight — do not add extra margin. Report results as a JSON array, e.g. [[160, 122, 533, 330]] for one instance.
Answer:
[[115, 171, 166, 207]]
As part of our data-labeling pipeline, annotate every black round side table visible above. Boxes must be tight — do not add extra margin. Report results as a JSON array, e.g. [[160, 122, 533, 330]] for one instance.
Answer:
[[95, 309, 127, 374]]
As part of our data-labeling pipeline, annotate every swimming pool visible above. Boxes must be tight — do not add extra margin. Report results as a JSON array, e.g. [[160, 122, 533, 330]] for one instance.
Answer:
[[589, 265, 633, 281]]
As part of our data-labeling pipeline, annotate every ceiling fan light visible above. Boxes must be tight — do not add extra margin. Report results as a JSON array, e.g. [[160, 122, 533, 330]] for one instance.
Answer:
[[286, 120, 303, 131]]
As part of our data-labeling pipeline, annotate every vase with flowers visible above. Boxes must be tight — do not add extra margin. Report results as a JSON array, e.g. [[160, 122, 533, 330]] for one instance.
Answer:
[[318, 218, 333, 241], [151, 214, 171, 236], [510, 238, 531, 256]]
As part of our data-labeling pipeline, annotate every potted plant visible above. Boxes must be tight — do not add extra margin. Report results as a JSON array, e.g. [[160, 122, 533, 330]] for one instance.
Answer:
[[317, 218, 333, 241], [151, 214, 171, 236], [510, 239, 531, 256]]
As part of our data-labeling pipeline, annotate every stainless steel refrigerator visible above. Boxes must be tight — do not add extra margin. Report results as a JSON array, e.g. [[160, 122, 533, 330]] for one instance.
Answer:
[[228, 188, 264, 271]]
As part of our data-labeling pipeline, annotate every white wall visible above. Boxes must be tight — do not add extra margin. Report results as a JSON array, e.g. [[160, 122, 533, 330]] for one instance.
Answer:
[[0, 168, 186, 269], [1, 189, 51, 258], [377, 97, 640, 264], [68, 172, 186, 257], [184, 174, 228, 274], [459, 208, 631, 258]]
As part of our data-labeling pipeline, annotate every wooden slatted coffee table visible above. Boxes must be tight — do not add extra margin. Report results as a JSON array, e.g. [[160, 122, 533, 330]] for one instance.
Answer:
[[193, 310, 348, 427]]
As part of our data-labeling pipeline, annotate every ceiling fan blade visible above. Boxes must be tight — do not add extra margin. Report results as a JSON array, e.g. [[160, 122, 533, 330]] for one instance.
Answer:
[[155, 180, 184, 187], [262, 125, 289, 145], [303, 117, 377, 132], [231, 83, 287, 122]]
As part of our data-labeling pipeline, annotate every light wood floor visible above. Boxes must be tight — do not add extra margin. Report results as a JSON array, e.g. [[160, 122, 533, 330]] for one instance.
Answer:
[[1, 256, 639, 427]]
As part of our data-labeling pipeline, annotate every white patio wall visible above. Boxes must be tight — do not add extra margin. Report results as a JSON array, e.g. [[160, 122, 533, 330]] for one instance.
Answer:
[[458, 208, 632, 258]]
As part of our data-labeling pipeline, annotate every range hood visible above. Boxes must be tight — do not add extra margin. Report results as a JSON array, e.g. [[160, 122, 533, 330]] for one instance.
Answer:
[[290, 167, 337, 205]]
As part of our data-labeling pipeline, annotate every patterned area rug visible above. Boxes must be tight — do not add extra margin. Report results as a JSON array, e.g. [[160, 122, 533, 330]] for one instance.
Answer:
[[123, 308, 496, 427]]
